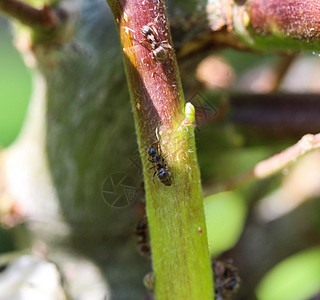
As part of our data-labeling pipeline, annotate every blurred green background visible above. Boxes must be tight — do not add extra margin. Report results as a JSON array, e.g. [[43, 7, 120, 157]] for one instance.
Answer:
[[0, 18, 31, 147], [0, 18, 31, 253]]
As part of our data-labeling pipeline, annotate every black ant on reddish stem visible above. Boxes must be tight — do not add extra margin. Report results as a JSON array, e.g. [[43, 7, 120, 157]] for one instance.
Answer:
[[147, 142, 172, 186], [140, 23, 172, 63], [123, 20, 172, 64]]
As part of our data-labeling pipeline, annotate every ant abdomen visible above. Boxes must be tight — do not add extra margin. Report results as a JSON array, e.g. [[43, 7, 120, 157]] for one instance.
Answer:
[[157, 168, 172, 186]]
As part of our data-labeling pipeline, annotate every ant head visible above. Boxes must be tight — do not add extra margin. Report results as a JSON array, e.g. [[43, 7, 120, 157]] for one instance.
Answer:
[[147, 146, 157, 157], [141, 25, 153, 37]]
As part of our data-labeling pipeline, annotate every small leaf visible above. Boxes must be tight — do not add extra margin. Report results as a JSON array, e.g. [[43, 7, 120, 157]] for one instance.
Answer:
[[204, 191, 247, 256]]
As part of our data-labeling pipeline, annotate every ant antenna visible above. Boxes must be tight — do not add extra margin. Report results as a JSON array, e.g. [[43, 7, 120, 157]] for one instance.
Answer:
[[155, 127, 160, 141]]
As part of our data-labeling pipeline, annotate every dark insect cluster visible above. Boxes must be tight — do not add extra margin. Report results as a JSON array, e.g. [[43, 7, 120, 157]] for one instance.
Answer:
[[213, 259, 241, 300], [135, 218, 151, 258], [140, 23, 172, 63], [147, 144, 172, 186]]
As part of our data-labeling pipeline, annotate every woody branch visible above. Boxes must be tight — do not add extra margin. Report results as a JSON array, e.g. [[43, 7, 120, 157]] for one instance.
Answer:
[[0, 0, 60, 31]]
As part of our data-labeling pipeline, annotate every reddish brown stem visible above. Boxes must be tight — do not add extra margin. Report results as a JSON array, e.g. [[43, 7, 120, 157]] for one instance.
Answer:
[[108, 0, 185, 143], [0, 0, 59, 31], [248, 0, 320, 39]]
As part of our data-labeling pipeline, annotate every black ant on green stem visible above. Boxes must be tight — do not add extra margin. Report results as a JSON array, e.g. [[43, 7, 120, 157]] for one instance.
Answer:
[[147, 145, 172, 186], [147, 129, 172, 186]]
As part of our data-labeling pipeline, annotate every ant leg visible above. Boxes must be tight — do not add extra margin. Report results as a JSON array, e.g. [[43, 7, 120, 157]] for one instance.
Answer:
[[163, 152, 173, 160], [122, 26, 135, 35], [151, 52, 157, 67], [139, 39, 150, 50], [138, 40, 157, 72], [148, 165, 156, 170], [149, 23, 159, 36], [152, 170, 157, 184], [160, 41, 172, 50]]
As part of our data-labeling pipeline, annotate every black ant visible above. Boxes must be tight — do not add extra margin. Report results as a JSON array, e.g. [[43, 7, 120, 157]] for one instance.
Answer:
[[147, 143, 172, 186], [140, 23, 172, 63]]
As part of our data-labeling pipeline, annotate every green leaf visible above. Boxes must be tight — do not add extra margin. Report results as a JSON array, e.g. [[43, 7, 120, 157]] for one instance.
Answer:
[[256, 246, 320, 300], [204, 191, 247, 256], [0, 27, 31, 147]]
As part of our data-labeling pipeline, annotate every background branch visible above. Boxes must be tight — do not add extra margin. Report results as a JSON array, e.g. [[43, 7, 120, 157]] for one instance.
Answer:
[[172, 0, 320, 59], [210, 133, 320, 193], [229, 93, 320, 138], [0, 0, 60, 31], [254, 133, 320, 178], [248, 0, 320, 40]]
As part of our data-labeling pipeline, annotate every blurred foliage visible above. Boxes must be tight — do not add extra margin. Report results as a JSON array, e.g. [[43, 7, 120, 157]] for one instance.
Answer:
[[220, 49, 276, 77], [0, 20, 31, 147], [205, 191, 247, 257], [0, 19, 30, 254], [0, 227, 14, 253], [256, 246, 320, 300], [196, 49, 320, 300]]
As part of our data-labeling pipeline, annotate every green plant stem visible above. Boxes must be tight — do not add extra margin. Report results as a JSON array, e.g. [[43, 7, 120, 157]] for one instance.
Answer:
[[106, 0, 214, 299]]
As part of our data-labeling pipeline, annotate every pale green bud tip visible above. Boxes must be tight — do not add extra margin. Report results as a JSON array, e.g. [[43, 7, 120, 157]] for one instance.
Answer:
[[242, 11, 250, 27], [185, 102, 195, 122]]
